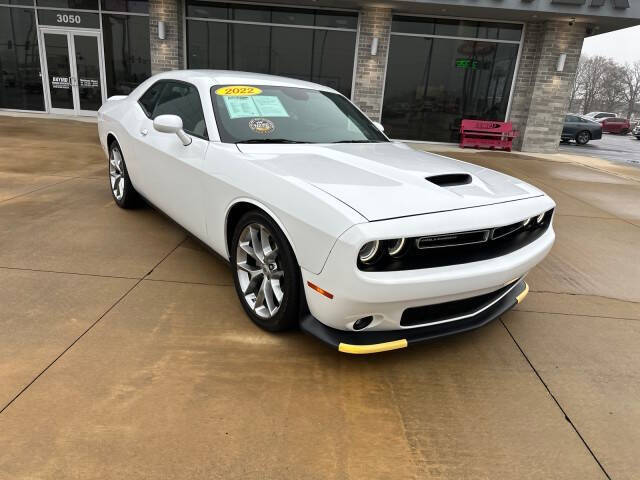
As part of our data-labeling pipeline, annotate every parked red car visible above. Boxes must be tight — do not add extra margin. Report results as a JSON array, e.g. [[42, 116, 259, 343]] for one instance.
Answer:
[[598, 117, 631, 134]]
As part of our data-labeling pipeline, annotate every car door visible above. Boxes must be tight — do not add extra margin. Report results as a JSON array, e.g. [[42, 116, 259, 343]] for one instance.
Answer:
[[562, 115, 579, 138], [134, 80, 209, 240]]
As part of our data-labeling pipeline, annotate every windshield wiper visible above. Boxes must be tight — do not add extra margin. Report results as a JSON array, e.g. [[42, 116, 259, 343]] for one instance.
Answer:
[[236, 139, 309, 144], [331, 140, 378, 143]]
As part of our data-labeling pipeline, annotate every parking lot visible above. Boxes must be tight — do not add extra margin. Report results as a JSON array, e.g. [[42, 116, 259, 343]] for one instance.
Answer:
[[559, 131, 640, 166], [1, 115, 640, 479]]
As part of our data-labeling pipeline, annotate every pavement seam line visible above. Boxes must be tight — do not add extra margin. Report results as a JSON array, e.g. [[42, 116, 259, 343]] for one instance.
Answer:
[[530, 289, 640, 305], [515, 308, 640, 322], [500, 318, 612, 480], [0, 265, 141, 281], [0, 236, 188, 415], [0, 177, 76, 205]]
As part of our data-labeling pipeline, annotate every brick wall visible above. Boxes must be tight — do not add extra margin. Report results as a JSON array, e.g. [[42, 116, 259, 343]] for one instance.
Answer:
[[351, 7, 392, 121], [509, 21, 586, 152], [149, 0, 183, 75]]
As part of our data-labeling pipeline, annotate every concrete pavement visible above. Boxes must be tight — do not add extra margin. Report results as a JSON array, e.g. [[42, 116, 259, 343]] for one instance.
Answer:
[[1, 116, 639, 479]]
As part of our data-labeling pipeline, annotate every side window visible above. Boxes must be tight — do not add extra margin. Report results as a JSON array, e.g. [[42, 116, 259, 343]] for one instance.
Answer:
[[151, 81, 208, 139], [138, 81, 166, 118]]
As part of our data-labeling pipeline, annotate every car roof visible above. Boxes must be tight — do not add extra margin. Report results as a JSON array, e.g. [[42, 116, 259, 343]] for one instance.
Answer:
[[148, 69, 339, 93]]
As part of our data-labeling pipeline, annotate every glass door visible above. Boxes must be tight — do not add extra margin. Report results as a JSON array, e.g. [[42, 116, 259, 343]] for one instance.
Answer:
[[41, 29, 105, 115], [73, 34, 103, 114], [43, 32, 74, 113]]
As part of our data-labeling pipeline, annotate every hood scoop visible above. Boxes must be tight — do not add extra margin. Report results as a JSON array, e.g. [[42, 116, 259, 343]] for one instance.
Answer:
[[426, 173, 472, 187]]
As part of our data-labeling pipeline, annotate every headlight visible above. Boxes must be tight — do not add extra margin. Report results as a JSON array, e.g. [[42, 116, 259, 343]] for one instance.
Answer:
[[387, 238, 406, 257], [358, 240, 381, 264], [536, 213, 545, 224]]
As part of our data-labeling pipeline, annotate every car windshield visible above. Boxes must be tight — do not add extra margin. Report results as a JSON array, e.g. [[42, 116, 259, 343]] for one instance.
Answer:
[[211, 85, 389, 144]]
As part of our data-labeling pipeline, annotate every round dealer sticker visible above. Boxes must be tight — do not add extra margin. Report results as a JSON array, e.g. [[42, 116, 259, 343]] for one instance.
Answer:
[[215, 85, 262, 96], [248, 118, 275, 135]]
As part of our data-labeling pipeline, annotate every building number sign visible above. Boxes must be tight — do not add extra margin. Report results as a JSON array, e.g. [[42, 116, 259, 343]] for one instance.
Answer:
[[56, 13, 82, 25], [37, 10, 100, 29]]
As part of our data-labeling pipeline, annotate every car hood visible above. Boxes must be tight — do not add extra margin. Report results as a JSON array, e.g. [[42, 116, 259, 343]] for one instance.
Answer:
[[237, 142, 544, 221]]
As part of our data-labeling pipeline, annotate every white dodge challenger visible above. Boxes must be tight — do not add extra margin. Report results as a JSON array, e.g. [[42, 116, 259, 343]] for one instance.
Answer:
[[98, 70, 555, 354]]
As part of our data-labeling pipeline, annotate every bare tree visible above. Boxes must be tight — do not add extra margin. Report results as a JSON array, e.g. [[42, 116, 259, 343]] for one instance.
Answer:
[[621, 61, 640, 119], [597, 61, 626, 112], [580, 55, 610, 114], [568, 57, 586, 112]]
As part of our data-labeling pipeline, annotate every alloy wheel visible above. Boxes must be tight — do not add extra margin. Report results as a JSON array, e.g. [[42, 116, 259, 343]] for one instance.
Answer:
[[236, 223, 285, 319], [577, 131, 590, 144], [109, 147, 125, 201]]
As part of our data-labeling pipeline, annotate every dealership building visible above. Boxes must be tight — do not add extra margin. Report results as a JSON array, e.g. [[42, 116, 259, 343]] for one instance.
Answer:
[[1, 0, 639, 151]]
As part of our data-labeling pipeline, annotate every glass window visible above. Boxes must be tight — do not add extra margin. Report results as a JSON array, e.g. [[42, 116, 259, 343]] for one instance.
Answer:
[[271, 7, 313, 26], [315, 12, 357, 29], [391, 15, 522, 42], [434, 19, 478, 38], [36, 0, 98, 9], [0, 0, 34, 6], [186, 20, 356, 97], [211, 85, 388, 144], [0, 7, 44, 110], [382, 36, 519, 142], [185, 1, 358, 30], [186, 0, 227, 19], [101, 0, 148, 14], [391, 16, 435, 35], [102, 13, 150, 96], [153, 81, 207, 139], [138, 80, 164, 116]]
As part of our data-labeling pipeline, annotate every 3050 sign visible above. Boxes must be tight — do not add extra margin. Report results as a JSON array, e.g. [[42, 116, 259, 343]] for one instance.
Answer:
[[38, 10, 100, 29], [56, 13, 82, 24]]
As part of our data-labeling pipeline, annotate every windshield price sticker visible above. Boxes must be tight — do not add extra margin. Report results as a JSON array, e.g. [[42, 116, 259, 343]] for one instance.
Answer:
[[215, 86, 262, 96], [252, 96, 288, 117], [223, 95, 289, 119]]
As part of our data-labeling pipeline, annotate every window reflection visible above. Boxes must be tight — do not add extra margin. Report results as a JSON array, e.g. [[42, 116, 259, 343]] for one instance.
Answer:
[[187, 20, 356, 97], [102, 13, 150, 95], [0, 7, 44, 110], [382, 36, 519, 142]]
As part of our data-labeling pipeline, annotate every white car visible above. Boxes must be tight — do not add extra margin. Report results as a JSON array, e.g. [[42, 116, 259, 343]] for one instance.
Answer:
[[98, 70, 555, 354]]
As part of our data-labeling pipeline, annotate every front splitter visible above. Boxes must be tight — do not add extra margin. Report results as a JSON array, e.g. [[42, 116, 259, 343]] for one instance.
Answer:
[[300, 280, 529, 354]]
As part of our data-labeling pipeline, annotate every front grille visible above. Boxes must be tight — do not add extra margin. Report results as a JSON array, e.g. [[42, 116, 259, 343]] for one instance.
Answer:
[[358, 208, 554, 272], [400, 280, 518, 327]]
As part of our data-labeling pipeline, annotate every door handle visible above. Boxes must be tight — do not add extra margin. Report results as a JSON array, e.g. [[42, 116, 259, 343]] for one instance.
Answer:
[[140, 129, 148, 136]]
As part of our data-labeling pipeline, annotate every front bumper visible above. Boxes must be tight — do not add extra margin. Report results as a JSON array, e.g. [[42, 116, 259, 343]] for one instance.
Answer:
[[301, 196, 555, 332], [301, 280, 529, 354]]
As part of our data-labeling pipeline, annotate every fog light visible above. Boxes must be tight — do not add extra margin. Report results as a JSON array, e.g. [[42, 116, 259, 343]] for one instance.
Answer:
[[359, 240, 381, 264], [353, 316, 373, 330]]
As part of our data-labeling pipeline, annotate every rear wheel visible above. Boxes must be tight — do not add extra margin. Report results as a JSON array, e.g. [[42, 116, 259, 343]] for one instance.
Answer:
[[108, 141, 139, 208], [575, 130, 591, 145], [231, 211, 300, 332]]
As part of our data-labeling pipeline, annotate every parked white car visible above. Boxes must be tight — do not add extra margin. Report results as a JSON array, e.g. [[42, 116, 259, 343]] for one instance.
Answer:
[[98, 70, 555, 354]]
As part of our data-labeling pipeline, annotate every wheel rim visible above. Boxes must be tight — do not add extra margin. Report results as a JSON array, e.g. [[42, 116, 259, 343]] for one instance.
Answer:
[[109, 147, 125, 201], [578, 132, 589, 143], [236, 223, 285, 319]]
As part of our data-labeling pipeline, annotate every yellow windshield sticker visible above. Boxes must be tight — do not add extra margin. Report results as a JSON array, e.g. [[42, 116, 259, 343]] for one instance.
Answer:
[[215, 85, 262, 96]]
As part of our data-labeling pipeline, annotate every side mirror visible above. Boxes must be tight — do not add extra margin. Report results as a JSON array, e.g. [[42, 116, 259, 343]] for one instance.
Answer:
[[153, 114, 192, 146], [372, 121, 385, 133]]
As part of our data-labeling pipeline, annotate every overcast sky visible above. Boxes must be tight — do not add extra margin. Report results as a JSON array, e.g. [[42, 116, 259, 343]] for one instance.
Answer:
[[581, 25, 640, 64]]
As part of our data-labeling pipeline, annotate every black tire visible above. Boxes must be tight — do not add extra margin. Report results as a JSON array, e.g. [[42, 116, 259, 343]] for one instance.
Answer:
[[620, 128, 629, 135], [231, 210, 300, 332], [108, 140, 140, 208], [575, 130, 591, 145]]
